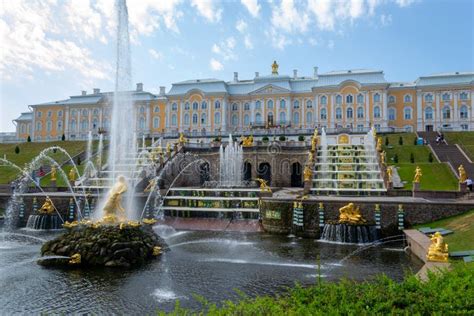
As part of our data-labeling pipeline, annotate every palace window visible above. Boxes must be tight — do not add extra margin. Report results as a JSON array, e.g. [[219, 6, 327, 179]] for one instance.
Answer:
[[232, 103, 238, 111], [47, 111, 52, 117], [404, 107, 412, 120], [425, 107, 433, 120], [280, 111, 286, 123], [37, 111, 42, 118], [425, 94, 433, 102], [442, 93, 451, 101], [357, 124, 364, 132], [184, 102, 190, 110], [244, 103, 250, 111], [442, 106, 451, 119], [336, 107, 342, 120], [171, 114, 177, 126], [81, 119, 88, 130], [82, 109, 88, 116], [336, 95, 342, 105], [71, 110, 76, 117], [20, 125, 25, 134], [36, 121, 42, 131], [374, 106, 381, 118], [293, 100, 300, 109], [46, 121, 52, 132], [460, 92, 468, 100], [92, 118, 98, 129], [255, 101, 261, 110], [306, 111, 312, 123], [357, 94, 364, 104], [357, 107, 364, 119], [172, 103, 178, 111], [374, 124, 381, 132], [58, 110, 63, 117], [404, 95, 412, 103], [201, 113, 206, 124], [267, 100, 274, 109], [320, 108, 327, 120], [104, 119, 110, 129], [306, 100, 312, 108], [154, 106, 160, 112], [214, 100, 220, 109], [232, 114, 238, 126], [184, 114, 190, 125], [193, 102, 198, 110], [347, 107, 353, 119], [280, 99, 286, 109], [461, 124, 469, 130], [346, 95, 353, 104], [388, 95, 395, 103], [214, 112, 221, 125], [293, 112, 300, 125], [153, 117, 160, 128], [255, 112, 262, 123], [320, 96, 327, 105], [388, 108, 396, 121], [201, 101, 207, 110], [244, 114, 250, 125], [70, 120, 76, 131], [139, 107, 145, 114], [373, 93, 381, 103], [139, 117, 145, 130], [192, 114, 198, 124], [93, 109, 99, 116], [460, 105, 468, 119]]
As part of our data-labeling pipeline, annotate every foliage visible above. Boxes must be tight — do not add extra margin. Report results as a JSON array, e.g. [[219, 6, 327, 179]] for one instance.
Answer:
[[410, 153, 415, 163], [61, 134, 66, 141], [164, 264, 474, 315], [213, 136, 221, 142], [279, 135, 286, 142], [428, 152, 434, 163], [399, 136, 403, 145], [396, 163, 458, 191], [298, 135, 305, 142], [262, 136, 269, 143], [14, 146, 20, 154], [414, 137, 418, 145], [77, 156, 81, 166], [393, 153, 399, 163], [385, 137, 389, 146], [27, 135, 31, 142]]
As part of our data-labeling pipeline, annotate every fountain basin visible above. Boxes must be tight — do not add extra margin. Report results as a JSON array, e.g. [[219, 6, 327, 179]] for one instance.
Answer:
[[26, 214, 62, 230], [38, 223, 166, 268], [320, 223, 378, 244]]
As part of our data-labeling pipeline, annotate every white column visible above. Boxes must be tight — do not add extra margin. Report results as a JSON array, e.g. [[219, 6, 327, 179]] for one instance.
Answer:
[[222, 99, 227, 132], [435, 93, 441, 130], [251, 100, 256, 125], [286, 97, 290, 127], [365, 92, 370, 128], [330, 94, 335, 129], [302, 98, 306, 128], [314, 94, 319, 127], [207, 99, 211, 131], [416, 90, 422, 132], [165, 102, 170, 131], [88, 109, 92, 133], [453, 91, 458, 128], [382, 91, 388, 130], [471, 91, 474, 130], [65, 107, 69, 137], [31, 109, 36, 141], [178, 101, 183, 132], [146, 102, 151, 135]]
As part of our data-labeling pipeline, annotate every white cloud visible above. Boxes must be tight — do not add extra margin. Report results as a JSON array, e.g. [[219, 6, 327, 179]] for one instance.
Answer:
[[244, 35, 254, 49], [148, 49, 163, 60], [271, 0, 309, 33], [395, 0, 416, 7], [236, 19, 248, 33], [191, 0, 222, 23], [211, 37, 237, 60], [241, 0, 261, 17], [327, 40, 335, 49], [265, 28, 291, 50], [308, 37, 318, 46], [380, 14, 392, 26], [210, 58, 223, 71]]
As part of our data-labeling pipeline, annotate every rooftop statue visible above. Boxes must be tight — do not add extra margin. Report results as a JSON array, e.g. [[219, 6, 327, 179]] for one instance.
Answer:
[[39, 197, 55, 215], [413, 166, 422, 183], [271, 60, 279, 75], [256, 178, 272, 193], [102, 175, 128, 223], [303, 165, 313, 182], [50, 166, 57, 181], [427, 232, 449, 262], [458, 164, 467, 183], [338, 202, 366, 224]]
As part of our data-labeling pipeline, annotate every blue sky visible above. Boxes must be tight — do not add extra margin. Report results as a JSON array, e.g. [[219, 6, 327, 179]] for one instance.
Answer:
[[0, 0, 473, 132]]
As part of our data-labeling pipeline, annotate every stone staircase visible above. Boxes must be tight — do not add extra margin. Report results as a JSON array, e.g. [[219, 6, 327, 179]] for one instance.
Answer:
[[417, 132, 474, 179]]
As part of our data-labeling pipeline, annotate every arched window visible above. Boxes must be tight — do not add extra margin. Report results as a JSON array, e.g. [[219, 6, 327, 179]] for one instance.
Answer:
[[320, 108, 327, 120], [388, 108, 396, 121], [214, 100, 220, 109], [47, 111, 52, 117], [46, 121, 52, 131], [58, 110, 63, 117], [460, 92, 468, 100], [255, 101, 261, 110], [171, 114, 177, 126], [201, 113, 206, 124], [184, 102, 190, 110], [70, 120, 76, 131], [184, 114, 190, 125], [293, 100, 299, 109], [255, 113, 262, 123], [280, 111, 286, 123], [244, 114, 250, 125], [232, 114, 238, 126], [425, 94, 433, 102], [232, 103, 238, 111], [192, 102, 198, 110], [244, 103, 250, 111], [388, 95, 395, 103], [153, 117, 160, 128], [71, 110, 76, 117], [357, 107, 364, 119], [154, 106, 160, 112], [306, 111, 312, 124], [21, 125, 25, 134], [201, 101, 207, 109], [442, 93, 450, 101], [336, 107, 342, 119], [192, 114, 198, 124], [336, 95, 342, 105], [103, 119, 109, 130], [404, 107, 412, 120], [346, 95, 353, 104], [139, 117, 145, 130], [404, 95, 412, 103], [357, 94, 364, 104], [280, 99, 286, 109], [172, 103, 178, 111], [374, 106, 381, 118], [306, 100, 312, 108], [293, 112, 300, 125], [460, 105, 468, 119], [214, 112, 221, 125], [425, 107, 433, 120], [373, 93, 381, 103], [36, 121, 42, 131], [347, 107, 353, 119], [81, 119, 88, 130], [320, 95, 327, 105], [92, 118, 98, 129], [83, 109, 89, 116], [442, 106, 451, 119], [267, 100, 274, 109], [57, 121, 63, 131]]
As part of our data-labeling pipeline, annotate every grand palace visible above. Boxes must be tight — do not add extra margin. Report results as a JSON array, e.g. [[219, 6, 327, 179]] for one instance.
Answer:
[[13, 62, 474, 141]]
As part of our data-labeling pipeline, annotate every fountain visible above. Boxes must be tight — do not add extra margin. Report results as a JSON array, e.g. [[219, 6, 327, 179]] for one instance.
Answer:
[[219, 134, 243, 187]]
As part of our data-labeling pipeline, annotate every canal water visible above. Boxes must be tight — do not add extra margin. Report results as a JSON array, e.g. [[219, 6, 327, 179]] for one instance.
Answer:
[[0, 225, 422, 314]]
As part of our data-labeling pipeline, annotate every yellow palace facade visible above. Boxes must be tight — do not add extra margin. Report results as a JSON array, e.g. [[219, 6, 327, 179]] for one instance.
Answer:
[[13, 63, 474, 141]]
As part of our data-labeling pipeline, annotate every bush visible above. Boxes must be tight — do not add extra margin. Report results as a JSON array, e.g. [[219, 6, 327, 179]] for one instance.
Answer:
[[385, 137, 389, 146], [410, 152, 415, 163], [414, 137, 418, 145], [398, 136, 403, 145], [279, 135, 286, 142], [393, 153, 399, 163], [77, 156, 81, 166], [27, 135, 31, 142], [298, 135, 305, 142], [262, 136, 269, 143], [61, 134, 66, 141], [428, 152, 434, 163], [14, 146, 20, 154], [213, 136, 221, 142]]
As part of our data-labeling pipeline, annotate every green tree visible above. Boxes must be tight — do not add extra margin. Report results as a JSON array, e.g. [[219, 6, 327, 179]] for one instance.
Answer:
[[27, 135, 31, 142], [393, 153, 399, 163], [298, 135, 305, 142], [262, 136, 269, 143], [385, 137, 389, 146], [77, 156, 81, 166], [410, 152, 415, 163], [61, 134, 66, 141], [414, 137, 418, 145], [279, 135, 286, 142], [14, 145, 20, 154], [428, 152, 434, 163], [398, 136, 403, 145]]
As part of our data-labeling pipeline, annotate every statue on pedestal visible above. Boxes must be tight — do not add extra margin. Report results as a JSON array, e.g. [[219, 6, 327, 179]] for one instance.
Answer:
[[427, 232, 449, 262], [386, 167, 393, 182], [338, 202, 365, 224], [50, 166, 57, 181], [303, 165, 313, 182], [413, 166, 422, 183], [178, 133, 186, 145], [68, 168, 76, 182], [458, 164, 467, 183], [256, 178, 272, 193], [376, 137, 382, 152], [102, 176, 128, 223]]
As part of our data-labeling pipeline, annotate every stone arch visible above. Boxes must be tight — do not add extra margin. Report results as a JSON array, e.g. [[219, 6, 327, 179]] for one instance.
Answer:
[[199, 162, 210, 185], [243, 161, 252, 181], [257, 162, 271, 185], [291, 162, 302, 187]]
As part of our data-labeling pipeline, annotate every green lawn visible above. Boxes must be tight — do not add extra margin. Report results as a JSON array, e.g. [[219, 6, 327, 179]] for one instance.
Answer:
[[444, 132, 474, 161], [414, 209, 474, 252], [381, 133, 458, 190], [0, 141, 89, 184]]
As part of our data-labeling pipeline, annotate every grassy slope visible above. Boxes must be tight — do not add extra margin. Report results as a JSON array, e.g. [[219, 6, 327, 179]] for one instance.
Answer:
[[0, 141, 88, 184], [381, 133, 458, 191], [414, 209, 474, 252], [444, 131, 474, 161]]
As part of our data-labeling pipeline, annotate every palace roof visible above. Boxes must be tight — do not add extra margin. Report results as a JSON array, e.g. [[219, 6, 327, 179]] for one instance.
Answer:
[[415, 72, 474, 87], [14, 112, 33, 121]]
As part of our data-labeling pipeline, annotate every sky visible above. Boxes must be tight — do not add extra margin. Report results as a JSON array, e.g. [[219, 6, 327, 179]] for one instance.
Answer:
[[0, 0, 473, 132]]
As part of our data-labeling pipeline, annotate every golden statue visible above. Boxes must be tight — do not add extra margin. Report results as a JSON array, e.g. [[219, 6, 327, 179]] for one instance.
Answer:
[[102, 175, 128, 223], [143, 218, 157, 225], [50, 166, 57, 181], [380, 151, 386, 165], [63, 220, 79, 228], [303, 165, 313, 182], [271, 60, 279, 75], [311, 136, 318, 152], [413, 166, 422, 183], [338, 202, 365, 224], [386, 167, 393, 182], [427, 232, 449, 262], [166, 143, 171, 155], [178, 133, 186, 144], [68, 168, 76, 182], [242, 135, 254, 147], [308, 151, 314, 163], [69, 253, 81, 265], [39, 197, 55, 215], [372, 127, 377, 137], [376, 137, 382, 152], [144, 178, 157, 192], [152, 246, 162, 256], [313, 127, 318, 138], [458, 164, 467, 183], [256, 178, 272, 193]]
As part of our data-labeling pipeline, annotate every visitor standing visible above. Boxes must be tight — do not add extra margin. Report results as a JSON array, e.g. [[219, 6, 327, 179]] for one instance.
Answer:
[[466, 178, 473, 192]]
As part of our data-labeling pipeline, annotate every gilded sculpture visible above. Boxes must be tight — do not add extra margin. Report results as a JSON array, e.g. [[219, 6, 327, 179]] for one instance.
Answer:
[[256, 178, 272, 193], [311, 135, 318, 152], [427, 232, 449, 262], [338, 202, 365, 224], [166, 143, 171, 155], [50, 166, 57, 181], [303, 165, 313, 182], [69, 253, 81, 265], [458, 164, 467, 183], [413, 166, 422, 183], [102, 175, 128, 223], [380, 151, 386, 165], [376, 137, 382, 152], [242, 135, 254, 147], [68, 168, 76, 182], [178, 133, 186, 144], [144, 178, 157, 192], [386, 167, 393, 182], [39, 197, 55, 215], [271, 60, 279, 74], [308, 151, 314, 163]]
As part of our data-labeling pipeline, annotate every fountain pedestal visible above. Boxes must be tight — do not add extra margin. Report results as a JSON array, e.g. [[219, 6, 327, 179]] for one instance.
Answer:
[[412, 182, 420, 192], [303, 180, 311, 195], [459, 182, 467, 192]]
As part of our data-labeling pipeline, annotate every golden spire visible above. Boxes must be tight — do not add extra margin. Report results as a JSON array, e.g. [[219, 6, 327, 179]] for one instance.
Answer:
[[271, 60, 279, 75]]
